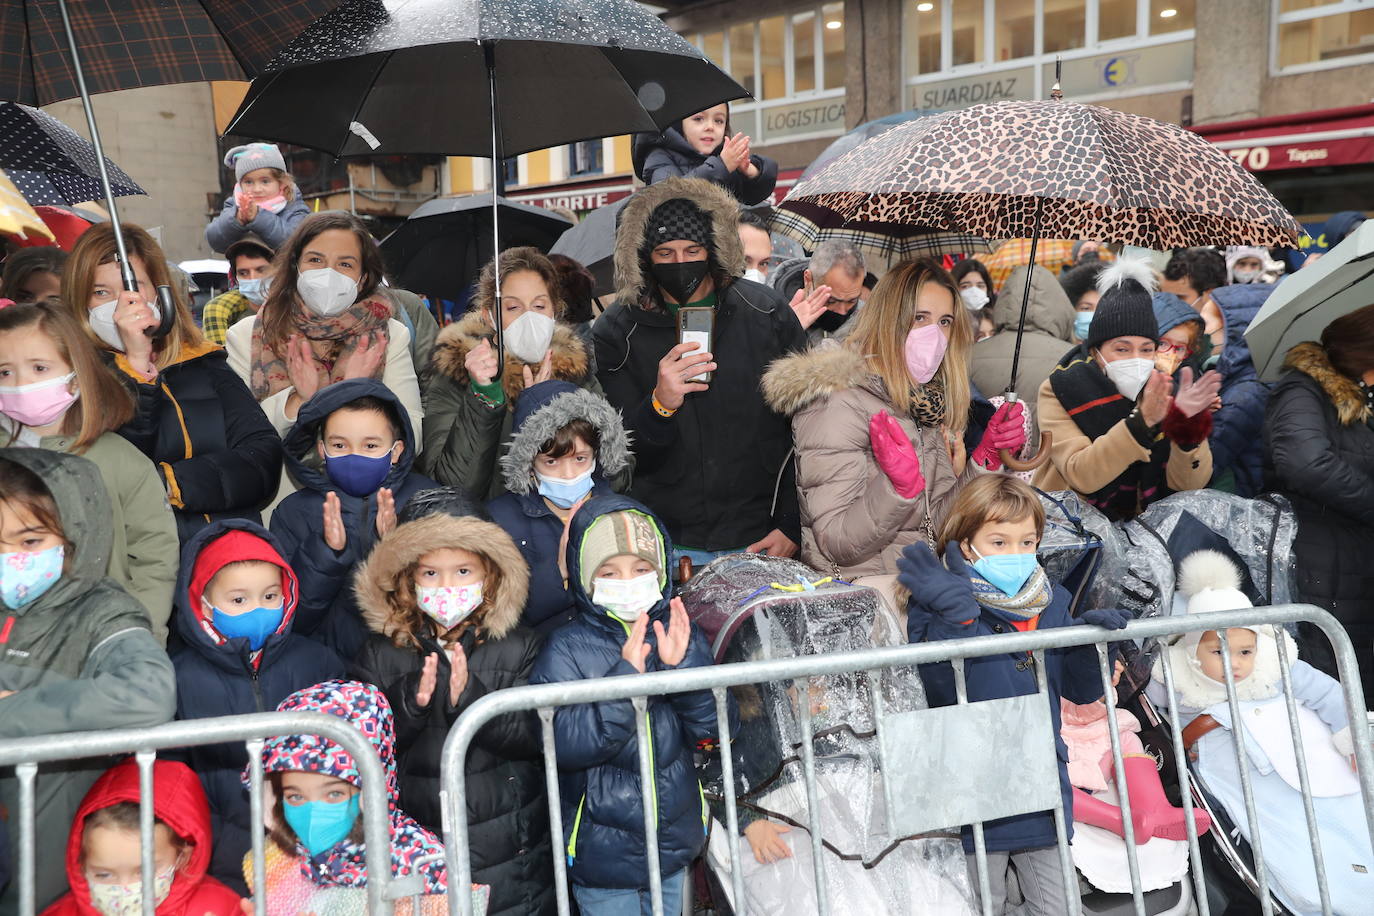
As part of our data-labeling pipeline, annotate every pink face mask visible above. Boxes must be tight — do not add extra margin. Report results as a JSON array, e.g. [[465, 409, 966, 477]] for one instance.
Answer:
[[903, 324, 948, 385], [0, 372, 77, 428]]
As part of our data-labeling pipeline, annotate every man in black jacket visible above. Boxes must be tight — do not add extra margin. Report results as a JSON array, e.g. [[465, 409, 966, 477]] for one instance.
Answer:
[[593, 177, 806, 565]]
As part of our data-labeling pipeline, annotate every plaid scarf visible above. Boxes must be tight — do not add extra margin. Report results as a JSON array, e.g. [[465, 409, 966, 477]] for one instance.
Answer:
[[970, 565, 1052, 622], [249, 294, 393, 399]]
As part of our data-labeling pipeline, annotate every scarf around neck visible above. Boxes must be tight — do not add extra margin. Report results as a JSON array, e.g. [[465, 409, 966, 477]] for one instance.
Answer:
[[1047, 348, 1171, 521], [970, 564, 1053, 622], [250, 294, 393, 399]]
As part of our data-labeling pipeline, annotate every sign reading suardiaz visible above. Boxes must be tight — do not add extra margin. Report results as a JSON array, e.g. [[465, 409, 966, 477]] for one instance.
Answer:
[[917, 76, 1022, 110]]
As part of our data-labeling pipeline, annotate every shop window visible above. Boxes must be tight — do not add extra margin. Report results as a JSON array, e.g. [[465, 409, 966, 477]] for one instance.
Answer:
[[822, 3, 846, 90], [1149, 0, 1194, 34], [730, 22, 757, 95], [1278, 7, 1374, 68], [911, 0, 944, 72], [1099, 0, 1137, 40], [568, 141, 602, 177], [794, 11, 817, 93], [1044, 0, 1087, 53], [952, 0, 985, 66], [760, 16, 787, 99], [995, 0, 1036, 60]]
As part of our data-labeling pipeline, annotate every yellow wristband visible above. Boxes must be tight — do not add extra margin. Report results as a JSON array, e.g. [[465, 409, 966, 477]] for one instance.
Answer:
[[652, 394, 677, 418]]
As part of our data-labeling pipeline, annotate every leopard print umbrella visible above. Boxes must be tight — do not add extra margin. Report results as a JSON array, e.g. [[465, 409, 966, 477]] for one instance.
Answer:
[[784, 100, 1301, 249]]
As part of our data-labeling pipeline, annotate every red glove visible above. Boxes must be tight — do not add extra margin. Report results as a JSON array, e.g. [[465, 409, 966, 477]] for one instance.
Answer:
[[869, 411, 925, 499], [971, 401, 1027, 471]]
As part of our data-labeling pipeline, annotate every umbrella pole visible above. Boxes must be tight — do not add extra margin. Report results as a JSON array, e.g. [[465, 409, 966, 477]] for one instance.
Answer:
[[1006, 196, 1045, 395], [485, 42, 504, 365], [55, 0, 136, 292]]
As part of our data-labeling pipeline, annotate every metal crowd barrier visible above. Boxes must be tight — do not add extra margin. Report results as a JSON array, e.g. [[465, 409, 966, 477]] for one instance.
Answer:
[[438, 604, 1374, 916], [0, 711, 397, 916]]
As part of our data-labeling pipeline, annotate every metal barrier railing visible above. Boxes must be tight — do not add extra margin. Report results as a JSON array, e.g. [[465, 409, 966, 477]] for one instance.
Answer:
[[438, 604, 1374, 916], [0, 711, 397, 916]]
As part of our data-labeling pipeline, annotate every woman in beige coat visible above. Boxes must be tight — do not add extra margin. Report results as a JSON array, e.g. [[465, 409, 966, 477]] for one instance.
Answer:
[[762, 258, 1026, 582]]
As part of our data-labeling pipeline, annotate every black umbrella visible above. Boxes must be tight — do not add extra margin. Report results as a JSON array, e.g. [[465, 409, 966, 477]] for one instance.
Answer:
[[380, 193, 573, 301], [548, 197, 630, 298], [0, 101, 145, 206], [227, 0, 748, 357], [0, 0, 342, 300]]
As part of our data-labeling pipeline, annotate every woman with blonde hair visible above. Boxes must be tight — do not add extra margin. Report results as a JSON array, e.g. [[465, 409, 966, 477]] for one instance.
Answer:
[[63, 221, 282, 542], [762, 257, 1026, 583]]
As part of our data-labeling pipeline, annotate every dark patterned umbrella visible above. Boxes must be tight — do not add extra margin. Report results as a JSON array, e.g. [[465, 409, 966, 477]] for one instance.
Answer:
[[768, 201, 988, 272], [785, 100, 1302, 250], [0, 102, 144, 205]]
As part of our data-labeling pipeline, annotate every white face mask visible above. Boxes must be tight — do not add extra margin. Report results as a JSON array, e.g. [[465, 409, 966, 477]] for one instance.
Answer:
[[416, 582, 483, 629], [503, 310, 557, 364], [296, 267, 360, 316], [1232, 268, 1261, 284], [742, 268, 766, 284], [88, 297, 160, 353], [960, 286, 989, 310], [1103, 356, 1154, 400], [592, 572, 661, 621]]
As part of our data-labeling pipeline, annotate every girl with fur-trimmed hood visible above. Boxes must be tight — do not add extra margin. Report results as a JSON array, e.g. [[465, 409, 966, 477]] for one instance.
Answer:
[[350, 512, 553, 916], [1264, 302, 1374, 700], [421, 246, 604, 500], [1149, 550, 1372, 916], [487, 379, 633, 634]]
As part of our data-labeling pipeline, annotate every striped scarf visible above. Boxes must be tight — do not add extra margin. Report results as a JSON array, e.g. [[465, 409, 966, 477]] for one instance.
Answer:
[[970, 565, 1052, 622]]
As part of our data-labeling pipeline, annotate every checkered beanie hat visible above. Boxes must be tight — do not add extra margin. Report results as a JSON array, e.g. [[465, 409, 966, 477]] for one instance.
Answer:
[[642, 198, 714, 254], [224, 142, 287, 181], [580, 510, 667, 592]]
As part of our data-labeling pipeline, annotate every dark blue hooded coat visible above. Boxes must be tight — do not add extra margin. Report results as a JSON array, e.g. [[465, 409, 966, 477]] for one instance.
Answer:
[[269, 379, 438, 660], [908, 579, 1104, 853], [168, 519, 346, 892], [1207, 283, 1273, 497], [486, 380, 633, 634], [529, 495, 725, 889]]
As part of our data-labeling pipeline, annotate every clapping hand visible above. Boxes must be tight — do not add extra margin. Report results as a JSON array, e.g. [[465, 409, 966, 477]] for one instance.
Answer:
[[788, 284, 832, 330], [521, 350, 554, 389], [620, 612, 652, 674], [322, 492, 346, 552], [897, 541, 977, 625], [1172, 367, 1222, 418], [654, 598, 692, 667]]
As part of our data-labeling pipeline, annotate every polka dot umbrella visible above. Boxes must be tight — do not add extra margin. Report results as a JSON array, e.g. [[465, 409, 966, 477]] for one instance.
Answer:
[[0, 101, 145, 206]]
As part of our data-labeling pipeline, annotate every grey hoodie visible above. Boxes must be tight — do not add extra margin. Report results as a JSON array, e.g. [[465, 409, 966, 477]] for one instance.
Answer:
[[0, 448, 175, 914]]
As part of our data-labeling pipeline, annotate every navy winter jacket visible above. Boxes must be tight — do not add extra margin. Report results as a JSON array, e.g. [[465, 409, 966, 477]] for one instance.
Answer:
[[1207, 283, 1273, 497], [529, 495, 727, 889], [269, 379, 439, 660], [167, 519, 346, 892], [908, 582, 1103, 853]]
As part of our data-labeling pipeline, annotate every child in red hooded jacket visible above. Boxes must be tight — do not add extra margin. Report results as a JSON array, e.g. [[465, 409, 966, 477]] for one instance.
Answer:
[[42, 757, 241, 915]]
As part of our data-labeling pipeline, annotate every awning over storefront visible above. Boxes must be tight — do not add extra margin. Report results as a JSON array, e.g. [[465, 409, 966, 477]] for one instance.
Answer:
[[1192, 104, 1374, 173]]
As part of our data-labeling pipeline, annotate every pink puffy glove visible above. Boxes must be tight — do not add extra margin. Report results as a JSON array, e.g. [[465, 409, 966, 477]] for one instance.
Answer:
[[869, 410, 925, 499], [971, 401, 1027, 470]]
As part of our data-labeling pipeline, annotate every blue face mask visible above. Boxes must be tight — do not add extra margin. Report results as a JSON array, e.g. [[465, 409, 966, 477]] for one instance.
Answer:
[[237, 275, 270, 306], [969, 546, 1039, 597], [210, 602, 284, 652], [535, 463, 595, 509], [1, 544, 64, 609], [1074, 311, 1094, 341], [324, 451, 394, 498], [283, 793, 360, 858]]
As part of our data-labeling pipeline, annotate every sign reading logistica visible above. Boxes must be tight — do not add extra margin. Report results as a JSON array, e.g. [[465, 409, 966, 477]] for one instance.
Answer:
[[759, 97, 847, 144]]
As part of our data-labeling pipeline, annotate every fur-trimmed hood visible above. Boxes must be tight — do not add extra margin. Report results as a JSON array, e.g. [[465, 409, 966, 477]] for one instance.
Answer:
[[499, 379, 632, 494], [353, 513, 530, 645], [761, 344, 879, 416], [613, 176, 745, 305], [429, 309, 590, 402], [1284, 340, 1371, 426]]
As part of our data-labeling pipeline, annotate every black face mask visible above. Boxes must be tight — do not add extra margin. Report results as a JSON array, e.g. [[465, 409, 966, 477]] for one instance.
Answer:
[[651, 260, 710, 305], [813, 307, 853, 334]]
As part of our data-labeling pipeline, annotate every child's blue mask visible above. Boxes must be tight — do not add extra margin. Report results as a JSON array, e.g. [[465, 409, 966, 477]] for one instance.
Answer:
[[970, 546, 1038, 597], [536, 463, 595, 509], [283, 793, 360, 857], [324, 450, 394, 498], [0, 544, 64, 609], [210, 602, 284, 652], [1074, 311, 1094, 341]]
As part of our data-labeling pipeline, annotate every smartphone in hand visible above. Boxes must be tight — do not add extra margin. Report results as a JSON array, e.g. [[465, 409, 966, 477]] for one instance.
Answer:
[[677, 307, 714, 384]]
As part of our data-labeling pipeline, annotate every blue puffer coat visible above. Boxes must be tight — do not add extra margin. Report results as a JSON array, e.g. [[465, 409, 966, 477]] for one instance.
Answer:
[[486, 379, 633, 634], [168, 519, 346, 891], [1208, 283, 1273, 497], [529, 495, 725, 889], [908, 581, 1104, 853], [269, 379, 439, 660]]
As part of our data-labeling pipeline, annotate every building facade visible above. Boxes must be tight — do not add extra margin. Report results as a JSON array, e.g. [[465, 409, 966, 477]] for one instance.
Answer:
[[452, 0, 1374, 224]]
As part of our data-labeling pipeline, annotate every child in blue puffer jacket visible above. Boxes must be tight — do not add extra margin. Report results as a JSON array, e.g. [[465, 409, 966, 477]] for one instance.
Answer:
[[530, 496, 727, 915]]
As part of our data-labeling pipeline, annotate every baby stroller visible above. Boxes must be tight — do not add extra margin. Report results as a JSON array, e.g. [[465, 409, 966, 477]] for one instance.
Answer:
[[678, 553, 977, 915], [1116, 489, 1328, 915]]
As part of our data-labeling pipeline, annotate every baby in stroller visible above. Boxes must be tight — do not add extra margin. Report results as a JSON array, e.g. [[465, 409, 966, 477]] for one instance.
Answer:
[[1151, 549, 1373, 916]]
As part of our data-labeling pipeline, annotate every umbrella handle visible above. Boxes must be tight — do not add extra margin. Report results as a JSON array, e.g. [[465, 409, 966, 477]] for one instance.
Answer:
[[146, 285, 176, 339], [1000, 432, 1051, 473]]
